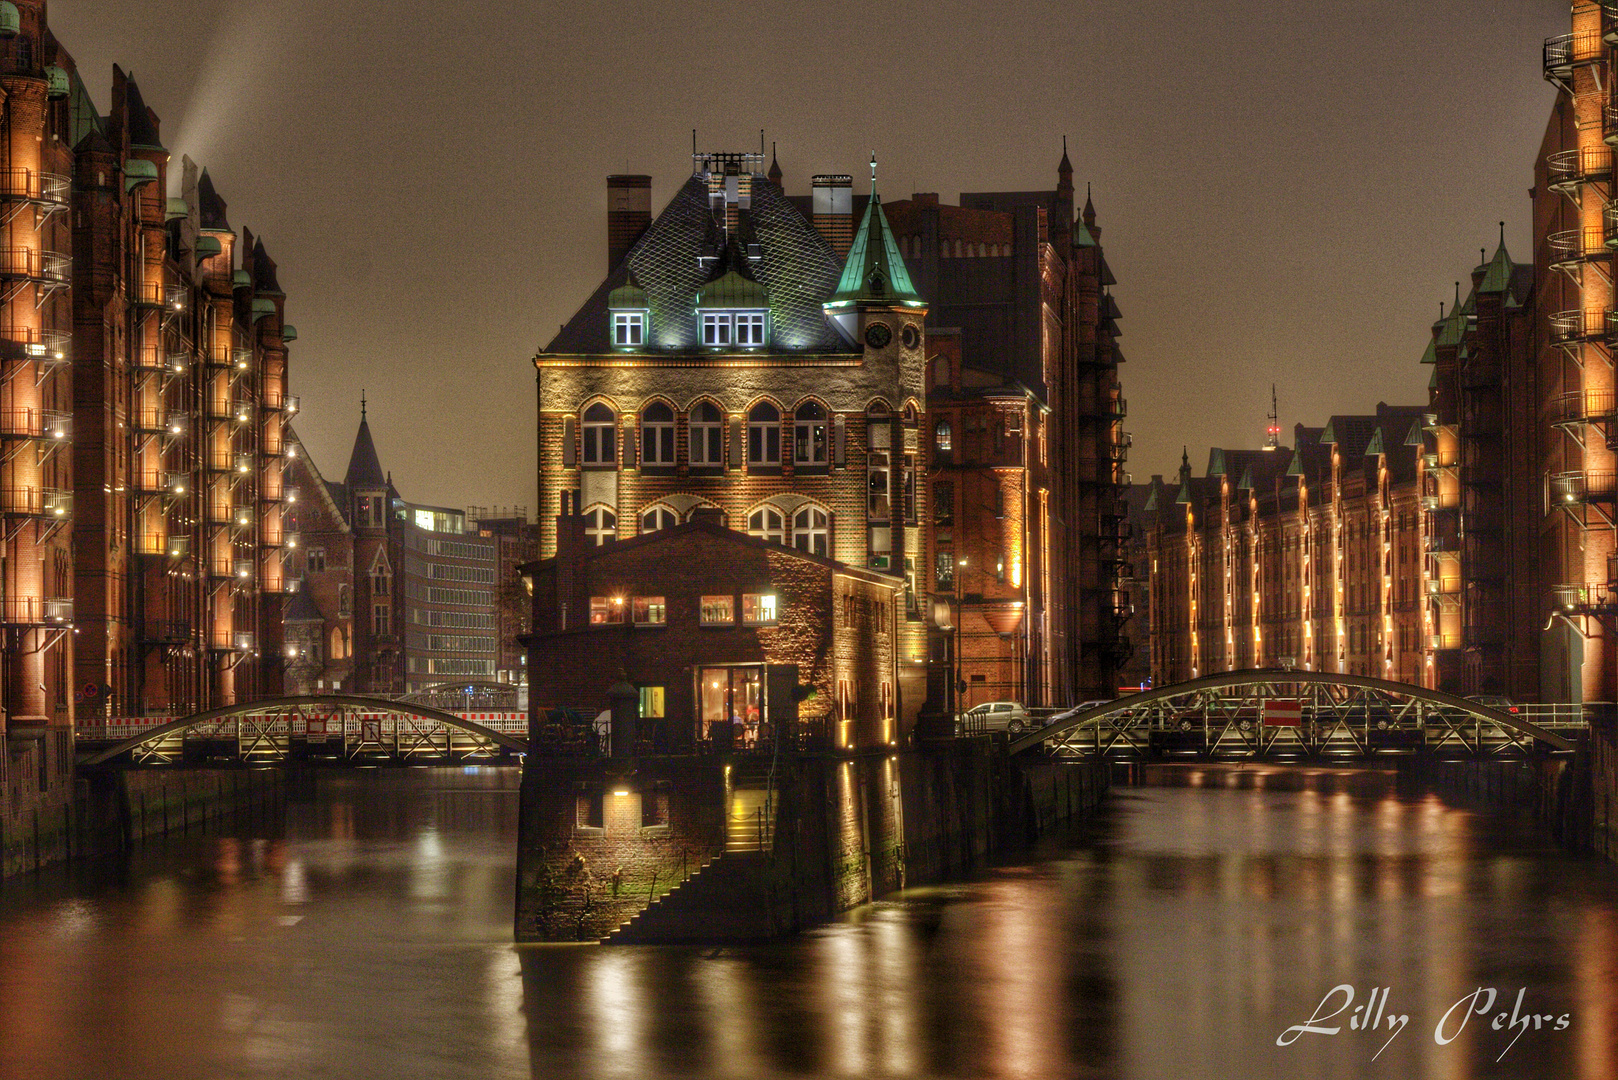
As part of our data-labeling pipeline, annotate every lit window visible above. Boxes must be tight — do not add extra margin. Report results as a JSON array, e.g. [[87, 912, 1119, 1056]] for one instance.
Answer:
[[632, 596, 666, 625], [639, 686, 665, 718], [748, 506, 785, 544], [590, 596, 625, 624], [748, 402, 781, 465], [742, 593, 778, 624], [794, 401, 828, 466], [690, 401, 724, 466], [582, 403, 616, 464], [641, 401, 675, 465], [701, 595, 735, 625], [702, 313, 732, 346], [792, 505, 830, 557], [868, 451, 891, 519], [584, 506, 616, 545], [612, 312, 644, 347], [935, 419, 952, 454], [736, 312, 766, 346], [641, 506, 678, 533]]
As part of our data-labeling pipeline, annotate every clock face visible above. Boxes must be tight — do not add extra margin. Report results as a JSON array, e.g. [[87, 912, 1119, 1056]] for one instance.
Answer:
[[901, 324, 920, 349], [864, 322, 893, 349]]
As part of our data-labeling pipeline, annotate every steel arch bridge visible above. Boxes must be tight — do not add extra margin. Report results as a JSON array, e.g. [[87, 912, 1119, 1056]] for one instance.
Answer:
[[1007, 670, 1583, 759], [79, 695, 528, 767]]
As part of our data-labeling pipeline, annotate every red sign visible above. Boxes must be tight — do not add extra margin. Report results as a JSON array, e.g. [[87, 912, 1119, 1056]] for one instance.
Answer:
[[1264, 699, 1302, 727], [307, 717, 326, 737]]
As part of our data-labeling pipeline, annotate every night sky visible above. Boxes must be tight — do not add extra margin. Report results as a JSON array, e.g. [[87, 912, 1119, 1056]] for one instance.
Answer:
[[49, 0, 1566, 510]]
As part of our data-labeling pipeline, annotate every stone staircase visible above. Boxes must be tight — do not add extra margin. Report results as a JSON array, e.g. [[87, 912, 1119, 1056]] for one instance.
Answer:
[[602, 764, 780, 945]]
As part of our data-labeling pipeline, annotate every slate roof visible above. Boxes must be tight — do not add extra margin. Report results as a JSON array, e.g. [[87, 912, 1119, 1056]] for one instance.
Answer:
[[344, 413, 386, 489], [546, 173, 848, 354], [123, 75, 163, 151], [198, 170, 231, 233]]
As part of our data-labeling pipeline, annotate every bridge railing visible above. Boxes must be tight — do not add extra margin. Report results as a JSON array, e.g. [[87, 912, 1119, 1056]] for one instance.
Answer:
[[78, 710, 530, 744]]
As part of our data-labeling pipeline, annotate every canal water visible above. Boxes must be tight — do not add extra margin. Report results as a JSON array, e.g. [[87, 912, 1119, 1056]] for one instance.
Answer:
[[0, 764, 1614, 1080]]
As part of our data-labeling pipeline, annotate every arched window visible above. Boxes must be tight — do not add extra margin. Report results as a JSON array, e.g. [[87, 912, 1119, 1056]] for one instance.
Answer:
[[792, 505, 830, 557], [748, 506, 785, 545], [748, 402, 781, 466], [641, 506, 678, 533], [641, 401, 675, 466], [689, 401, 723, 466], [584, 506, 616, 546], [794, 402, 827, 466], [934, 419, 952, 455], [582, 403, 616, 465]]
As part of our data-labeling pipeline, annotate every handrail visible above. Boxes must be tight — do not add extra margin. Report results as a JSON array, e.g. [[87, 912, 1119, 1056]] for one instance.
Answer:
[[0, 247, 69, 284], [0, 168, 70, 205]]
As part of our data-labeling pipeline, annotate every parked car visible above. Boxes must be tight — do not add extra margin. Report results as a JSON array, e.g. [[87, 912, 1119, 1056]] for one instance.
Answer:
[[1465, 694, 1519, 715], [957, 701, 1032, 735]]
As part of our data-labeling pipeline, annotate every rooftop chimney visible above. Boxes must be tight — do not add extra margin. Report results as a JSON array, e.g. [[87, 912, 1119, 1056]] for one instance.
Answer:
[[606, 175, 652, 274], [812, 174, 854, 259]]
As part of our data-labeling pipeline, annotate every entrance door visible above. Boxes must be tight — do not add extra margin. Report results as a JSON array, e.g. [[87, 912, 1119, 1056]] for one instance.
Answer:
[[697, 666, 763, 747]]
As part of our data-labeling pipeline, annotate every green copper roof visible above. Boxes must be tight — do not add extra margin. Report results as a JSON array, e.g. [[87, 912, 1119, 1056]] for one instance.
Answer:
[[1504, 291, 1522, 311], [1144, 483, 1160, 512], [695, 269, 768, 309], [46, 66, 69, 100], [282, 324, 298, 342], [1436, 309, 1466, 347], [1208, 447, 1227, 477], [1420, 338, 1437, 364], [1428, 368, 1437, 390], [1237, 464, 1254, 491], [1286, 451, 1304, 477], [251, 297, 276, 322], [1478, 241, 1514, 294], [607, 272, 648, 310], [123, 158, 158, 193], [193, 235, 222, 260], [232, 269, 251, 289], [1175, 483, 1190, 505], [1404, 419, 1423, 446], [68, 69, 103, 150], [1319, 420, 1337, 445], [1459, 288, 1477, 316], [165, 197, 188, 221], [1074, 220, 1097, 248], [0, 4, 19, 37], [1364, 429, 1384, 457], [827, 187, 922, 307]]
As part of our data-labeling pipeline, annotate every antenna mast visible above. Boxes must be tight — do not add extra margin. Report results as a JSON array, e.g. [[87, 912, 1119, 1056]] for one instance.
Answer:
[[1265, 384, 1280, 450]]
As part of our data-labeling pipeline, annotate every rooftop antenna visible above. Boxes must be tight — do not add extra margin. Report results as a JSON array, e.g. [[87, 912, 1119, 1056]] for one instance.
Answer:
[[360, 388, 366, 420], [1265, 384, 1280, 451]]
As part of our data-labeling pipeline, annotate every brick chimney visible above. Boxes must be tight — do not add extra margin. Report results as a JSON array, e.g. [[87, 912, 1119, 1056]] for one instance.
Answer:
[[607, 175, 652, 274], [812, 174, 854, 258]]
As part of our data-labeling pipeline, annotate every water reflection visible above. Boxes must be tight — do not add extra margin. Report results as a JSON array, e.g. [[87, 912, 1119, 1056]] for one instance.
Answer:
[[0, 765, 1614, 1078]]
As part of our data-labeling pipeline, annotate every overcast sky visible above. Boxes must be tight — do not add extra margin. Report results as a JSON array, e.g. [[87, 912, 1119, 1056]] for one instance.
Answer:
[[49, 0, 1566, 509]]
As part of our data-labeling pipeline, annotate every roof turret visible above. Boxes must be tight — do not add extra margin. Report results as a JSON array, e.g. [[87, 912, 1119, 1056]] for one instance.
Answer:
[[825, 154, 922, 308], [344, 396, 386, 490]]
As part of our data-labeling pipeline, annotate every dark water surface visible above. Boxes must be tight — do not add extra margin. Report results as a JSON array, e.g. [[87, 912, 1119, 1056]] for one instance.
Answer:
[[0, 764, 1614, 1079]]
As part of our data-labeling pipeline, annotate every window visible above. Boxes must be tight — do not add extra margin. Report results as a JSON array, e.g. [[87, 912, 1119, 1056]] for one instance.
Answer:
[[736, 312, 766, 346], [935, 419, 952, 455], [933, 481, 953, 523], [868, 451, 891, 519], [748, 506, 785, 544], [639, 686, 665, 718], [590, 596, 626, 624], [584, 506, 616, 545], [690, 401, 724, 466], [936, 549, 955, 589], [794, 402, 828, 466], [576, 790, 603, 830], [641, 506, 678, 533], [742, 593, 778, 624], [701, 595, 735, 624], [582, 403, 616, 464], [792, 505, 829, 557], [748, 402, 781, 466], [338, 584, 352, 617], [372, 602, 390, 637], [641, 401, 675, 465], [372, 569, 390, 596], [307, 547, 326, 573], [702, 313, 732, 346], [902, 455, 916, 523], [612, 312, 644, 347], [632, 596, 666, 625]]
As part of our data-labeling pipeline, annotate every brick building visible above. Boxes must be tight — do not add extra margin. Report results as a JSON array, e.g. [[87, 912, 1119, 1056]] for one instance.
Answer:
[[4, 0, 295, 860], [532, 144, 1131, 727], [526, 511, 902, 752], [283, 406, 504, 696]]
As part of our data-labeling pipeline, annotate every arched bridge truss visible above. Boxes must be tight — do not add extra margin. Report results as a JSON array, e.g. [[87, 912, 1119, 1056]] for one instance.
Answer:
[[1007, 670, 1583, 759], [79, 695, 529, 767]]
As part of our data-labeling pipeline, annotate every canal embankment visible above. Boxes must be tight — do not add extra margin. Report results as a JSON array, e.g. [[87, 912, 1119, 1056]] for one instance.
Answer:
[[2, 767, 285, 878]]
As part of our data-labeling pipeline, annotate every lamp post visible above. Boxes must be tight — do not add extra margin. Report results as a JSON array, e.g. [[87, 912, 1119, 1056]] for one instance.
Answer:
[[954, 557, 966, 720]]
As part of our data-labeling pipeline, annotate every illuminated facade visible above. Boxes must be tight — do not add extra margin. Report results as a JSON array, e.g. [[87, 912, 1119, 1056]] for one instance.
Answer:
[[1145, 405, 1429, 686], [4, 1, 294, 845]]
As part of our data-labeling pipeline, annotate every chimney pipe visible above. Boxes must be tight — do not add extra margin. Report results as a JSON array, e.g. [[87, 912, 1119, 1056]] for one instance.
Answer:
[[606, 175, 652, 274], [811, 174, 854, 259]]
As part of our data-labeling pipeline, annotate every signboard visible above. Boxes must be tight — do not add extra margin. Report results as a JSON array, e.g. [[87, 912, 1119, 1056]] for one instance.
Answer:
[[307, 716, 327, 740], [361, 719, 382, 744], [1264, 699, 1302, 727]]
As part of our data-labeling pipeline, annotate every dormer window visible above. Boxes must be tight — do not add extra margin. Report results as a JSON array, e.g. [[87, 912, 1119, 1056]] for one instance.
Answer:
[[613, 312, 644, 347], [696, 270, 770, 350], [701, 313, 732, 346], [736, 312, 766, 346]]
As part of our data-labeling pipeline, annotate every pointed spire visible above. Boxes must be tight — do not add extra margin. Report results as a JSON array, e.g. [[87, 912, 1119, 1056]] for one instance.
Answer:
[[123, 74, 165, 152], [1059, 135, 1073, 176], [1082, 182, 1096, 227], [825, 155, 922, 309], [196, 168, 231, 233], [345, 397, 385, 490], [1478, 222, 1515, 295], [869, 151, 877, 197], [767, 140, 782, 188]]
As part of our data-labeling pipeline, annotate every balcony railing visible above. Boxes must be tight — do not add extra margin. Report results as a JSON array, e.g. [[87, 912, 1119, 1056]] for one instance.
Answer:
[[1103, 396, 1127, 419], [0, 407, 69, 440], [1, 486, 69, 517], [132, 280, 186, 310], [3, 327, 70, 362], [0, 247, 69, 286], [1545, 30, 1604, 79], [139, 620, 191, 644], [1548, 469, 1617, 505], [1552, 582, 1617, 613], [1548, 146, 1613, 193], [209, 630, 255, 652], [136, 533, 190, 558], [0, 167, 70, 207], [1550, 308, 1609, 345], [0, 596, 72, 625], [1549, 227, 1608, 268], [1549, 387, 1618, 427], [231, 348, 253, 373], [1429, 633, 1461, 651]]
